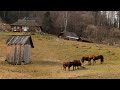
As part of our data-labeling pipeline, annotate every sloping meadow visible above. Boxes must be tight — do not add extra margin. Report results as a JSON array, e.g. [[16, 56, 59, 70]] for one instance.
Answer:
[[0, 32, 120, 79]]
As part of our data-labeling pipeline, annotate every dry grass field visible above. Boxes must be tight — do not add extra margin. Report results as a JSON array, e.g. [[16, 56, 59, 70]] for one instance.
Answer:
[[0, 32, 120, 79]]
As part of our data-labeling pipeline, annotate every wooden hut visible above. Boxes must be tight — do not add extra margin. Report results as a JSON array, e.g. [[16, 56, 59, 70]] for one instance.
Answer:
[[5, 35, 34, 65]]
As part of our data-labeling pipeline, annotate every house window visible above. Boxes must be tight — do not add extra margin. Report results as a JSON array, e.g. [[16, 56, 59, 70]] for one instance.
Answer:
[[22, 26, 29, 32], [17, 26, 19, 29], [13, 26, 16, 29], [13, 26, 17, 31], [12, 28, 14, 31]]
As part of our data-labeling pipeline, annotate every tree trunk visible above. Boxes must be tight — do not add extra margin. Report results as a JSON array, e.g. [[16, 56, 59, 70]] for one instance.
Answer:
[[64, 11, 68, 31], [118, 11, 120, 29]]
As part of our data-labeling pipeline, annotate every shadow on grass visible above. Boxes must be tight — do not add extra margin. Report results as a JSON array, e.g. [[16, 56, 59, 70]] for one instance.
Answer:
[[31, 60, 61, 65], [74, 67, 88, 71], [65, 67, 88, 71]]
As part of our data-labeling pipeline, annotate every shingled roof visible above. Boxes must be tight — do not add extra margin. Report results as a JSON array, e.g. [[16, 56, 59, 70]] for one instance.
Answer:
[[60, 31, 79, 40], [10, 19, 40, 27], [6, 35, 34, 48]]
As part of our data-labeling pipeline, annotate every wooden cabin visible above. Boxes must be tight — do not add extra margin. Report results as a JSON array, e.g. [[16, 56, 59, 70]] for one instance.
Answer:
[[58, 31, 79, 41], [10, 18, 42, 33], [5, 35, 34, 65]]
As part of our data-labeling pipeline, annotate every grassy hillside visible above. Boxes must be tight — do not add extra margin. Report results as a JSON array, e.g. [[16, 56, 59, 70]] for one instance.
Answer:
[[0, 32, 120, 79]]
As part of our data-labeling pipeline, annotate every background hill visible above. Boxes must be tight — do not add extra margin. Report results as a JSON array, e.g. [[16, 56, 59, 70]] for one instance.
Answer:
[[0, 32, 120, 79], [1, 11, 120, 46]]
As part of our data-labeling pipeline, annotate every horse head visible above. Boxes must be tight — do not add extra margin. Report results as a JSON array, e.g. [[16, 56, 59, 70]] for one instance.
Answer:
[[100, 57, 104, 64], [81, 57, 85, 63]]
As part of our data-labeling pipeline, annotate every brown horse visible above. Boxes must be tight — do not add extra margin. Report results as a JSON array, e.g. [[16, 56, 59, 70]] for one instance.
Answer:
[[73, 60, 85, 70], [81, 56, 93, 65], [92, 55, 104, 65], [73, 60, 81, 70], [63, 60, 85, 71], [63, 61, 74, 71]]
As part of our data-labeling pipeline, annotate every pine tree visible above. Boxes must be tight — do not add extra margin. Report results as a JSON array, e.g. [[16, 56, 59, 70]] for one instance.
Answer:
[[42, 11, 54, 34]]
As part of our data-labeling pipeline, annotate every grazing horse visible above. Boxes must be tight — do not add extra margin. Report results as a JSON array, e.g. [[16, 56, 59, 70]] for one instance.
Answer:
[[81, 56, 93, 65], [73, 60, 85, 70], [73, 60, 81, 70], [92, 55, 104, 65], [63, 60, 85, 71], [63, 61, 74, 71]]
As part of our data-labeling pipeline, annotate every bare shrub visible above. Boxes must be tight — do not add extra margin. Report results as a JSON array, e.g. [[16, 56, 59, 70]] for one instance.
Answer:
[[83, 24, 97, 38], [109, 28, 120, 38]]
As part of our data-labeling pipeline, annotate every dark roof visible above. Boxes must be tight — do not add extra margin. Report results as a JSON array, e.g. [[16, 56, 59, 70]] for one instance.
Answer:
[[10, 19, 40, 27], [6, 35, 34, 48], [61, 31, 79, 39]]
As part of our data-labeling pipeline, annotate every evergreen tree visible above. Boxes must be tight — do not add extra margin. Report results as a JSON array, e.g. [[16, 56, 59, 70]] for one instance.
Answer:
[[42, 11, 54, 34]]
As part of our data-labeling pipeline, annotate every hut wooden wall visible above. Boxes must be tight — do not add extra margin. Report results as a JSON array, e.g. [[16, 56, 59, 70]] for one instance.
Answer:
[[6, 44, 31, 65], [16, 45, 21, 64], [6, 45, 12, 64], [24, 44, 31, 64]]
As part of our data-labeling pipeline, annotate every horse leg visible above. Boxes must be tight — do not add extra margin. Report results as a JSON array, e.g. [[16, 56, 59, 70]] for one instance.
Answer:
[[83, 62, 85, 66], [75, 66, 76, 70], [77, 66, 79, 69], [100, 59, 103, 64], [94, 60, 97, 64], [93, 60, 95, 65], [68, 67, 70, 71], [95, 60, 96, 64], [89, 60, 92, 65], [63, 67, 66, 71], [64, 67, 66, 71], [88, 61, 91, 65], [63, 65, 66, 71], [77, 65, 79, 69], [88, 61, 89, 65]]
